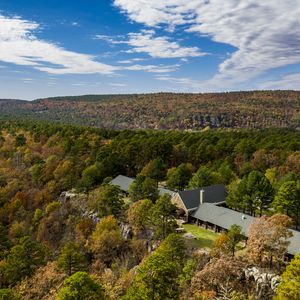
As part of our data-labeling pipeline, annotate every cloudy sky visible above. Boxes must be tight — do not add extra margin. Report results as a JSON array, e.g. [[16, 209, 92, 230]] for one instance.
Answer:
[[0, 0, 300, 99]]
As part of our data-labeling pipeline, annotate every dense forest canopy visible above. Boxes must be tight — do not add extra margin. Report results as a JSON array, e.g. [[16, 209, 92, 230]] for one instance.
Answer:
[[0, 120, 299, 299], [1, 90, 299, 130]]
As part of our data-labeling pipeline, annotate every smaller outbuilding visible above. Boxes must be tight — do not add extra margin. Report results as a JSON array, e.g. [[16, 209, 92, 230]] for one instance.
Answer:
[[110, 175, 174, 196], [110, 175, 134, 193]]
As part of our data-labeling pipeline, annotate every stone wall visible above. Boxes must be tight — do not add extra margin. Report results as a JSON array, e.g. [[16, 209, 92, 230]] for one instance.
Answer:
[[171, 193, 187, 216]]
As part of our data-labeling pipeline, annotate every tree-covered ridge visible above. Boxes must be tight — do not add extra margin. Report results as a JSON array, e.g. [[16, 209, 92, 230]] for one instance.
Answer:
[[0, 120, 299, 218], [0, 120, 299, 299], [1, 90, 299, 129]]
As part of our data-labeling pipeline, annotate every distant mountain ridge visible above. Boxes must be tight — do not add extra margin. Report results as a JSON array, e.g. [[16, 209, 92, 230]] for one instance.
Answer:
[[0, 91, 299, 130]]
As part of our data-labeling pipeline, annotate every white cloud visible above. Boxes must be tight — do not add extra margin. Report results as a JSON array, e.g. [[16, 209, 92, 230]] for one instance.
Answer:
[[71, 83, 87, 86], [259, 73, 300, 90], [0, 14, 180, 77], [94, 34, 123, 44], [0, 15, 116, 75], [22, 77, 34, 84], [125, 63, 179, 73], [114, 0, 300, 88], [126, 30, 205, 58], [118, 58, 146, 64], [113, 0, 198, 28], [109, 83, 128, 87], [96, 30, 205, 59], [118, 60, 133, 64], [156, 75, 202, 89]]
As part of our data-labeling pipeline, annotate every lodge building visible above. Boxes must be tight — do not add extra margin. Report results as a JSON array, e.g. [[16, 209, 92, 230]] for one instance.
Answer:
[[110, 175, 300, 256]]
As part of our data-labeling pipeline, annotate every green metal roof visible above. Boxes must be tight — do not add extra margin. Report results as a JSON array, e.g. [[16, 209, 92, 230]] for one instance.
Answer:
[[192, 203, 300, 255]]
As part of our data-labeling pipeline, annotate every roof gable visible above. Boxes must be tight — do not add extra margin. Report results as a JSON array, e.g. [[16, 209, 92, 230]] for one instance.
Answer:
[[110, 175, 134, 192], [178, 184, 227, 210]]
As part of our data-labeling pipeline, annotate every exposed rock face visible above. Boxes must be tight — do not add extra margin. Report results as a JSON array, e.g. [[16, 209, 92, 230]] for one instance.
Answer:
[[59, 191, 78, 203], [120, 223, 133, 240], [82, 211, 99, 223], [59, 190, 100, 222], [244, 267, 281, 299], [148, 240, 161, 253]]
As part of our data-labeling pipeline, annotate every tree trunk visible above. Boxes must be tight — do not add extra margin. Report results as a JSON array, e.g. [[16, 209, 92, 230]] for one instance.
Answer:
[[269, 255, 273, 269]]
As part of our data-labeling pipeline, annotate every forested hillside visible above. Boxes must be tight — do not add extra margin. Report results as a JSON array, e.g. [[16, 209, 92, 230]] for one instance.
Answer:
[[1, 90, 299, 129], [0, 120, 299, 299]]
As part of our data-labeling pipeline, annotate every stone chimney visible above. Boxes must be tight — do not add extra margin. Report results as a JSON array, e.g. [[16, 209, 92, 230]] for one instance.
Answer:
[[200, 189, 205, 205]]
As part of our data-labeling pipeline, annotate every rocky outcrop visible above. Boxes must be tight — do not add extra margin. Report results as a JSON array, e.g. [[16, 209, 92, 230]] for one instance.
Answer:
[[244, 267, 281, 299]]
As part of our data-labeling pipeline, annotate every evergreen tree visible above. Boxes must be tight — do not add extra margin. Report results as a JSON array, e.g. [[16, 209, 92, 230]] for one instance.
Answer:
[[218, 161, 235, 185], [78, 162, 105, 192], [273, 181, 300, 227], [58, 243, 87, 276], [248, 171, 274, 216], [2, 236, 45, 286], [150, 194, 177, 240], [15, 134, 26, 147], [188, 166, 214, 189], [167, 163, 193, 191], [226, 225, 243, 256], [129, 175, 159, 202], [140, 158, 165, 185], [124, 234, 186, 300], [94, 184, 124, 218], [227, 171, 274, 215], [56, 272, 104, 300]]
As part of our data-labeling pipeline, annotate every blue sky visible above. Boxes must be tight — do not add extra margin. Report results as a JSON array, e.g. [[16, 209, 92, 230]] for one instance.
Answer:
[[0, 0, 300, 99]]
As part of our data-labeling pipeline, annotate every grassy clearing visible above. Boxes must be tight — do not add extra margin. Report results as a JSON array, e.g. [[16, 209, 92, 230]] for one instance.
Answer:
[[182, 224, 219, 249]]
